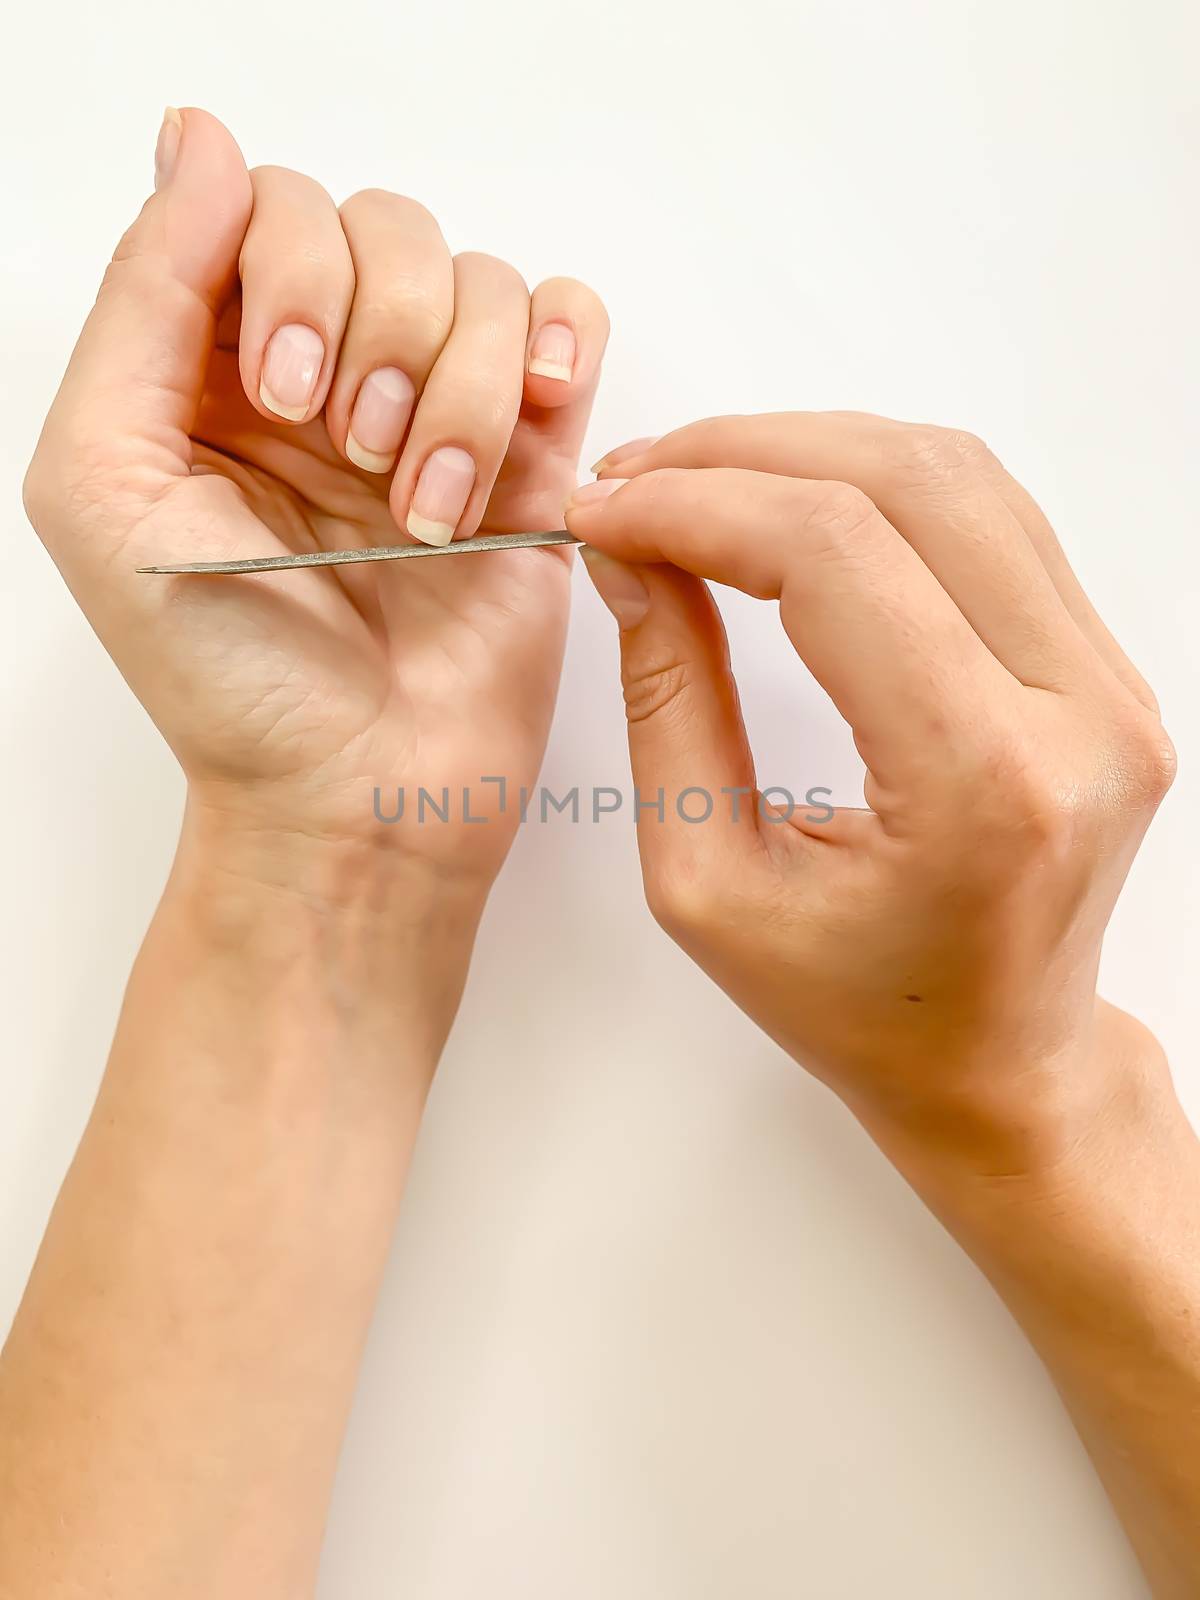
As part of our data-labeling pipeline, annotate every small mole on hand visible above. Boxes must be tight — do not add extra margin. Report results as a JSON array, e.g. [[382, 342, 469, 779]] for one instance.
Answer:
[[903, 994, 924, 1004]]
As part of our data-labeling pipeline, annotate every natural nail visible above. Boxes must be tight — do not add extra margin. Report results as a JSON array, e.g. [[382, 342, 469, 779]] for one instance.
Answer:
[[580, 548, 650, 629], [566, 477, 628, 511], [260, 325, 325, 421], [408, 447, 476, 546], [346, 367, 416, 473], [528, 322, 578, 384], [591, 436, 660, 475], [153, 107, 182, 192]]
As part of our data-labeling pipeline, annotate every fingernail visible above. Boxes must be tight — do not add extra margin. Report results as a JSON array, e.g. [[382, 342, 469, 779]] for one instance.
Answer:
[[591, 436, 660, 475], [580, 548, 650, 629], [408, 447, 476, 546], [346, 367, 416, 473], [260, 325, 325, 421], [566, 477, 628, 511], [153, 107, 182, 192], [528, 322, 577, 384]]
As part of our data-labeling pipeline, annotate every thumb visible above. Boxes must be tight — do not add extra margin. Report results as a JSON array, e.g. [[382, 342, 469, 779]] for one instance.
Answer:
[[579, 548, 762, 919], [34, 108, 252, 500]]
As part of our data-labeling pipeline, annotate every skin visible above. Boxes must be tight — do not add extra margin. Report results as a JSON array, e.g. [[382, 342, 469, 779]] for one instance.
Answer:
[[25, 108, 608, 877], [1, 108, 606, 1597], [1, 105, 1195, 1598], [566, 416, 1198, 1595]]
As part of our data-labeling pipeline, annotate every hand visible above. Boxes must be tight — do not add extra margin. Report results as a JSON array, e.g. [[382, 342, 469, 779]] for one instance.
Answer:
[[23, 108, 608, 895], [565, 413, 1175, 1166]]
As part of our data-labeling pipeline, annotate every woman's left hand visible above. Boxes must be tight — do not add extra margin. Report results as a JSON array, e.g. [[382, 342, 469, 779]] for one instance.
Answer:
[[23, 108, 608, 900]]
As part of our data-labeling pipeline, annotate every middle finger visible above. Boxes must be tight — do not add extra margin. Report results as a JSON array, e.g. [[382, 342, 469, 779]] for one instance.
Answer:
[[389, 251, 531, 546], [327, 189, 455, 477]]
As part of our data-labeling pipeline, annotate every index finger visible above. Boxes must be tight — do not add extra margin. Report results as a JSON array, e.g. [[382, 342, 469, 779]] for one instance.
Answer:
[[598, 413, 1159, 712], [564, 467, 1012, 794]]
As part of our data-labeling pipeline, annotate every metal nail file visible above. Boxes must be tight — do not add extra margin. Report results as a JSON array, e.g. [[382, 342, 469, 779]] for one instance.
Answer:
[[138, 529, 582, 576]]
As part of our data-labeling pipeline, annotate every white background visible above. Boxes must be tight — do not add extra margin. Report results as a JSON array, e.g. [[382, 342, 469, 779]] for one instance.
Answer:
[[2, 2, 1197, 1595]]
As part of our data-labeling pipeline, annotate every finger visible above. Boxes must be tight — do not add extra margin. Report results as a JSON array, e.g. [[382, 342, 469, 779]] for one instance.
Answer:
[[938, 428, 1159, 712], [580, 550, 764, 889], [592, 435, 659, 474], [523, 276, 610, 407], [237, 167, 355, 424], [327, 190, 454, 476], [389, 252, 530, 546], [483, 277, 611, 534], [595, 414, 1096, 694], [564, 470, 1011, 798], [26, 107, 252, 556]]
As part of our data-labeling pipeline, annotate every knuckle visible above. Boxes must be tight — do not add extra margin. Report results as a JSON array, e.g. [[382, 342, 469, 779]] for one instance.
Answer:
[[434, 376, 519, 433], [21, 452, 50, 528], [1111, 709, 1177, 805], [239, 236, 352, 296], [534, 272, 586, 302], [297, 243, 344, 277], [535, 276, 610, 331], [353, 286, 451, 352], [110, 200, 153, 267], [969, 748, 1080, 862], [621, 654, 694, 729], [340, 187, 435, 227], [939, 427, 992, 469], [249, 168, 343, 227], [1144, 727, 1179, 799], [249, 162, 295, 183], [643, 863, 725, 943], [101, 256, 195, 350], [475, 386, 519, 431], [949, 725, 1077, 851], [888, 424, 968, 488], [1006, 766, 1076, 847], [801, 482, 879, 548], [535, 273, 583, 296], [101, 249, 152, 303], [960, 705, 1177, 875], [251, 164, 332, 202], [454, 250, 528, 298]]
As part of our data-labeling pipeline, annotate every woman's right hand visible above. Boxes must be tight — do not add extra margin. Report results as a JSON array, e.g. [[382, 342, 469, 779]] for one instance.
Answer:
[[564, 413, 1175, 1167], [565, 412, 1200, 1599]]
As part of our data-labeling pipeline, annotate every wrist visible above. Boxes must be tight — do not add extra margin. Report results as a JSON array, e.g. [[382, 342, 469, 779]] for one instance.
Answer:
[[140, 793, 489, 1091], [179, 784, 492, 917], [856, 1000, 1189, 1247]]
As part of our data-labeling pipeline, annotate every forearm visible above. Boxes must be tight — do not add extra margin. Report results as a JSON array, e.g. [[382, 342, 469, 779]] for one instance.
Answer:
[[868, 1007, 1200, 1598], [0, 805, 482, 1599]]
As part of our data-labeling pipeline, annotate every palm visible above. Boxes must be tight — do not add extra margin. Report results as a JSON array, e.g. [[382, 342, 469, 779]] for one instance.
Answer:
[[135, 347, 580, 869]]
